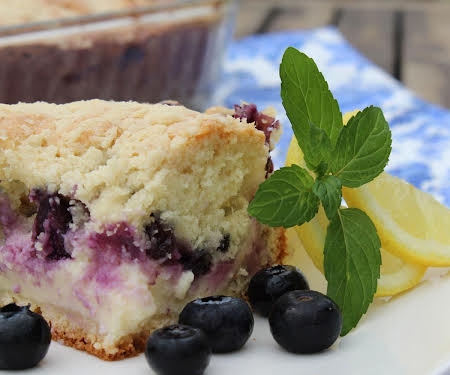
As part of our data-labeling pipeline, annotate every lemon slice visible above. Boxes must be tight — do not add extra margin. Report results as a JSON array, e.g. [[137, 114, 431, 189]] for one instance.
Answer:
[[286, 126, 427, 296], [344, 109, 450, 265], [377, 248, 426, 297], [343, 173, 450, 266]]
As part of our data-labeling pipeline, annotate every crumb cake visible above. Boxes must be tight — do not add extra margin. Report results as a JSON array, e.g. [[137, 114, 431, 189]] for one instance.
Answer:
[[0, 0, 233, 107], [0, 100, 286, 360]]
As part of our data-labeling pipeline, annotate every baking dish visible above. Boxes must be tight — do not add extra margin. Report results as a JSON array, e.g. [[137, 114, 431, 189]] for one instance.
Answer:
[[0, 0, 236, 109]]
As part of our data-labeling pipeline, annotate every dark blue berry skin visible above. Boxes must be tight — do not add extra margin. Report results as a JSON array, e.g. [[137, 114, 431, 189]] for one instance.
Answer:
[[0, 304, 51, 370], [269, 290, 342, 354], [145, 216, 212, 276], [145, 324, 210, 375], [179, 296, 254, 353], [32, 191, 73, 260], [248, 265, 310, 317]]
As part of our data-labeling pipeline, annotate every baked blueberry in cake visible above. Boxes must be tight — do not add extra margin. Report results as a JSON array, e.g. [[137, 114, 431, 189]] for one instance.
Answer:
[[0, 100, 286, 360]]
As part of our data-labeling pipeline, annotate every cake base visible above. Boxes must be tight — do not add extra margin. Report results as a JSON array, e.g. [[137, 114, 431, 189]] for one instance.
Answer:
[[51, 314, 176, 361], [1, 228, 287, 361]]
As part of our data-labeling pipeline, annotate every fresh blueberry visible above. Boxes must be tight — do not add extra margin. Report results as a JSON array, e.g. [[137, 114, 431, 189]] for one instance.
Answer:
[[248, 265, 310, 317], [269, 290, 342, 354], [145, 324, 210, 375], [0, 304, 51, 369], [179, 296, 254, 353]]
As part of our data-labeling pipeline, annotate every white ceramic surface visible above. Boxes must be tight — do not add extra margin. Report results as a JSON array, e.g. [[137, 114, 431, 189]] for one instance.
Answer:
[[3, 230, 450, 375]]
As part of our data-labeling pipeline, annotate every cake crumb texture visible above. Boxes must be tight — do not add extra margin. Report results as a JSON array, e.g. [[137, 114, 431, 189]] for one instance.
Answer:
[[0, 100, 268, 259], [0, 99, 287, 360]]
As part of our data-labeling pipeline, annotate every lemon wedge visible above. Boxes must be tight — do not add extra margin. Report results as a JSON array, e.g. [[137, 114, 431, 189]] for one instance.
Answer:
[[344, 110, 450, 266], [286, 120, 427, 296], [343, 173, 450, 266]]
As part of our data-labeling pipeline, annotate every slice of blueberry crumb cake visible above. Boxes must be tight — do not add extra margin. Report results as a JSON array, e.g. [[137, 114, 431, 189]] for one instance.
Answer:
[[0, 100, 286, 360]]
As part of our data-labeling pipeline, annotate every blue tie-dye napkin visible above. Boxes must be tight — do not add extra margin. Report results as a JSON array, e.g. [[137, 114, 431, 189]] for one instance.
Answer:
[[215, 27, 450, 207]]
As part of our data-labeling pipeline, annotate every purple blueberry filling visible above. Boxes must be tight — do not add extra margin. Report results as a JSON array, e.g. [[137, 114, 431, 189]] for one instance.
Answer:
[[85, 222, 155, 288], [145, 215, 217, 277], [30, 190, 89, 261], [0, 194, 18, 229], [1, 187, 239, 292], [233, 103, 280, 145], [88, 222, 146, 263]]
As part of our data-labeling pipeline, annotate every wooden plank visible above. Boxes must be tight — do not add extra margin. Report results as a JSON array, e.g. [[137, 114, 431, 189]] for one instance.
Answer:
[[402, 9, 450, 108], [234, 2, 275, 38], [235, 2, 335, 38], [235, 1, 450, 38], [337, 8, 396, 74], [264, 4, 335, 32], [238, 0, 449, 13]]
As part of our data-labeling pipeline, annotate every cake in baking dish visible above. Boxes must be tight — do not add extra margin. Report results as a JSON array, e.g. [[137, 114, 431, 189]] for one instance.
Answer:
[[0, 0, 233, 107], [0, 100, 286, 360]]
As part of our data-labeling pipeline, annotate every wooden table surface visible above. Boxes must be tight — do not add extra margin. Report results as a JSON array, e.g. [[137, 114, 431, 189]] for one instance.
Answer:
[[235, 0, 450, 109]]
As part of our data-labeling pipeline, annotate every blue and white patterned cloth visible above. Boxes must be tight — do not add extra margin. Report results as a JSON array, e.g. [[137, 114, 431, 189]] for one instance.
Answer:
[[214, 27, 450, 207]]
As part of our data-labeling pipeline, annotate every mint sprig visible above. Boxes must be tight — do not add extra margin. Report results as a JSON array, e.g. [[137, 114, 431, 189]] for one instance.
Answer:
[[280, 46, 342, 174], [324, 208, 381, 335], [248, 47, 392, 336], [331, 106, 392, 187], [301, 121, 332, 176], [312, 175, 342, 220], [248, 165, 319, 228]]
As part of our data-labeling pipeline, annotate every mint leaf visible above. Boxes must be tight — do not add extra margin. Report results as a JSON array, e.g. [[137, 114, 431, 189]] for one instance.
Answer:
[[302, 122, 332, 175], [324, 208, 381, 336], [248, 165, 319, 228], [312, 176, 342, 219], [280, 47, 343, 170], [331, 106, 392, 188]]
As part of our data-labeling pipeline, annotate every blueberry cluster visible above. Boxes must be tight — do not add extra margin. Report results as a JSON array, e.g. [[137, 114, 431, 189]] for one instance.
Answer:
[[146, 295, 254, 375], [145, 265, 342, 375], [249, 265, 342, 354]]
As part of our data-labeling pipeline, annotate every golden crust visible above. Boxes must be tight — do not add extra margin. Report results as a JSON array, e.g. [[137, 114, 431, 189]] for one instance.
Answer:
[[51, 313, 177, 361], [0, 100, 263, 149]]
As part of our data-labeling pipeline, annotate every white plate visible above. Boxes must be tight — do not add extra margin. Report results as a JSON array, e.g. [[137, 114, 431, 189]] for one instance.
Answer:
[[4, 230, 450, 375]]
